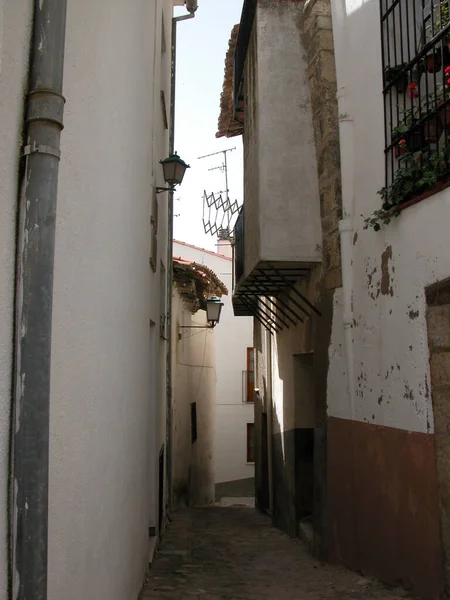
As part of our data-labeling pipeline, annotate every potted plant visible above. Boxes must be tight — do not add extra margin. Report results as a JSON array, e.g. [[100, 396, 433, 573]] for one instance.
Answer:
[[392, 105, 427, 154], [424, 112, 444, 142], [394, 137, 408, 159], [427, 1, 450, 51], [365, 147, 450, 230]]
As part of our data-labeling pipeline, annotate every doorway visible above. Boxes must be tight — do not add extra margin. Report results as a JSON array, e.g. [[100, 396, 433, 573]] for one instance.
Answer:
[[427, 279, 450, 592], [293, 353, 315, 528], [158, 445, 165, 536]]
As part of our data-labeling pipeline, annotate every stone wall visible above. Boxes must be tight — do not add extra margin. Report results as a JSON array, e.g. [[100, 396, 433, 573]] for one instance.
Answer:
[[302, 0, 342, 557], [303, 0, 342, 291]]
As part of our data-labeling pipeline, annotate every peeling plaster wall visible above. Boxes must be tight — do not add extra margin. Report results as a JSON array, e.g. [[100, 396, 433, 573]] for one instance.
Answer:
[[328, 0, 450, 435], [172, 242, 254, 487], [326, 0, 450, 594], [47, 1, 172, 599], [0, 2, 33, 599]]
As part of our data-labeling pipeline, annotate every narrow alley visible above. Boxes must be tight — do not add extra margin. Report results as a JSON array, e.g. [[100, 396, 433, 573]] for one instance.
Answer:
[[141, 507, 409, 600]]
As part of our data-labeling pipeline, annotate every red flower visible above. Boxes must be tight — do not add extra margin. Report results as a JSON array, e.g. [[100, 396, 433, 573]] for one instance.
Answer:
[[399, 138, 406, 146], [408, 82, 419, 98], [445, 66, 450, 75]]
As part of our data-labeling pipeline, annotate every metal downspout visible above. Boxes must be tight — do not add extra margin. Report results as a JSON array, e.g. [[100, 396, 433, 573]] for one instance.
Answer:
[[12, 1, 67, 598], [166, 10, 195, 517]]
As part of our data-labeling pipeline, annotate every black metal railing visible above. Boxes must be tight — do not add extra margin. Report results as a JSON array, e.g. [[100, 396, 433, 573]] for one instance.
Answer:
[[234, 208, 245, 285], [234, 0, 257, 111], [380, 0, 450, 212]]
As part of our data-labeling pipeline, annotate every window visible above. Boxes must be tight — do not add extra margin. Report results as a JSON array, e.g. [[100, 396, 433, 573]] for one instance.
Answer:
[[160, 263, 166, 339], [191, 403, 197, 443], [150, 188, 158, 273], [161, 13, 167, 54], [380, 0, 450, 213], [246, 423, 255, 463], [160, 90, 168, 130], [246, 347, 255, 402]]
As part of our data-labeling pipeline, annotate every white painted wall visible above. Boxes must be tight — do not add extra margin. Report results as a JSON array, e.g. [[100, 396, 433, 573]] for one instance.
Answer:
[[0, 2, 33, 598], [171, 289, 216, 506], [46, 2, 172, 599], [328, 0, 450, 434], [173, 241, 254, 485]]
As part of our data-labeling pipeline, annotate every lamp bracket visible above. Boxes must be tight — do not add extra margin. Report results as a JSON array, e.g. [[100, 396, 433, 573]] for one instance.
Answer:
[[155, 186, 175, 194], [178, 324, 215, 330]]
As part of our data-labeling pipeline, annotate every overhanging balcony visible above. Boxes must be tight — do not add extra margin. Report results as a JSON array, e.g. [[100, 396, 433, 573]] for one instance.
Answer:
[[223, 0, 323, 333], [232, 209, 322, 333]]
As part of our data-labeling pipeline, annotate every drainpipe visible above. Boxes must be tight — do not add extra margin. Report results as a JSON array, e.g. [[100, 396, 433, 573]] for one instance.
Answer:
[[166, 8, 196, 518], [332, 0, 360, 565], [333, 0, 356, 419], [11, 1, 67, 598]]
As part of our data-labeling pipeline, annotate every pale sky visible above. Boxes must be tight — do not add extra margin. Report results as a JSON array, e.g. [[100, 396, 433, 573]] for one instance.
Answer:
[[173, 0, 244, 251]]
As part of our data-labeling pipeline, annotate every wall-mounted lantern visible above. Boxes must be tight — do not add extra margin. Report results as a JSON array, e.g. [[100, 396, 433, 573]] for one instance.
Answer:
[[178, 295, 224, 336], [156, 152, 190, 194], [205, 296, 224, 328]]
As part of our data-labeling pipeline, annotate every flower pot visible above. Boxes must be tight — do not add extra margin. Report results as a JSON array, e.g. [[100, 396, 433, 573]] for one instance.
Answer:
[[395, 74, 409, 94], [424, 113, 444, 143], [427, 49, 442, 73], [406, 123, 427, 152], [438, 100, 450, 130], [444, 44, 450, 66], [394, 140, 408, 158], [385, 66, 408, 93]]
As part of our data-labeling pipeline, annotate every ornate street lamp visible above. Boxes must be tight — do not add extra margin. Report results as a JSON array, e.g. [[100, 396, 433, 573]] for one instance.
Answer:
[[156, 152, 190, 194], [206, 296, 224, 328], [178, 296, 225, 335]]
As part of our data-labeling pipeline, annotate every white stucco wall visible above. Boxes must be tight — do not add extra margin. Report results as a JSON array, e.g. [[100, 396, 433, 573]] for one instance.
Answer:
[[328, 0, 450, 434], [47, 2, 172, 599], [0, 2, 33, 598], [171, 289, 216, 506], [173, 241, 254, 485]]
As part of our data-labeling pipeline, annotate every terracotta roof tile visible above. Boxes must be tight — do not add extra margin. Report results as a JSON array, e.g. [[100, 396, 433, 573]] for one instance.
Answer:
[[216, 25, 244, 139], [173, 257, 228, 314]]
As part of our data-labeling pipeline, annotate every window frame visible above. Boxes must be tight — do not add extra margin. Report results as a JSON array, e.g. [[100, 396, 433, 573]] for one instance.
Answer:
[[246, 422, 255, 463], [380, 0, 450, 214]]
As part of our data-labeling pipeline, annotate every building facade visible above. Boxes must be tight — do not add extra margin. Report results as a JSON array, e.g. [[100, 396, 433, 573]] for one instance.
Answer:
[[0, 1, 195, 599], [171, 257, 227, 507], [219, 0, 450, 597], [173, 240, 255, 500]]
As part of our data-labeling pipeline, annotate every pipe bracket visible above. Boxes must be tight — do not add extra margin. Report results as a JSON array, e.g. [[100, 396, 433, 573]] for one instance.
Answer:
[[23, 142, 61, 160], [27, 89, 66, 129]]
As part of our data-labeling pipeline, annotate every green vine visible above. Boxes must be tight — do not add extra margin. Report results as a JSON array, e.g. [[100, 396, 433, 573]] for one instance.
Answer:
[[364, 147, 450, 231]]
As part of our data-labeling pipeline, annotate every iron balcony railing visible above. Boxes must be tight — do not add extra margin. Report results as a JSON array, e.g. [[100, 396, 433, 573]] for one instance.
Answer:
[[234, 207, 244, 285], [380, 0, 450, 216]]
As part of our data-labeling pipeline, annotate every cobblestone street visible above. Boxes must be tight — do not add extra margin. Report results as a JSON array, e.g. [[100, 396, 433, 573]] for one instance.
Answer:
[[140, 507, 411, 600]]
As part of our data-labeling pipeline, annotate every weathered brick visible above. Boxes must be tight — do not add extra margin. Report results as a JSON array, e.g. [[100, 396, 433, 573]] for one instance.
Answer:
[[430, 351, 450, 388], [320, 179, 342, 218], [325, 268, 343, 290], [432, 387, 450, 434], [323, 232, 341, 272], [304, 0, 342, 278]]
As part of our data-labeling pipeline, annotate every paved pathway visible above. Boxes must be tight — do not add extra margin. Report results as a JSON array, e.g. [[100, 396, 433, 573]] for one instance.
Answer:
[[140, 507, 411, 600]]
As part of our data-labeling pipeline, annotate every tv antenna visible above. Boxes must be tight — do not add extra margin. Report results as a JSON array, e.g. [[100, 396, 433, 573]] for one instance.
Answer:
[[198, 147, 242, 240]]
